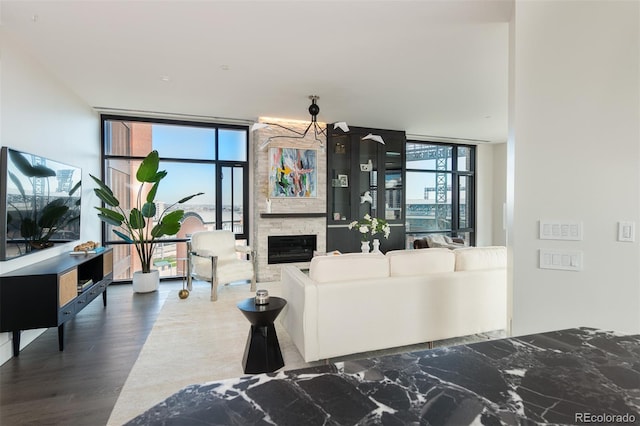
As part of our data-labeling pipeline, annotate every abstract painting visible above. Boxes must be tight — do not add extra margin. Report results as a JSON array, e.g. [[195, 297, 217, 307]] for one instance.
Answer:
[[269, 148, 317, 198]]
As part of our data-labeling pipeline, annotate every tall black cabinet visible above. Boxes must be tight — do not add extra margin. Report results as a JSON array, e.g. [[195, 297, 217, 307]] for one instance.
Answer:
[[327, 126, 406, 253]]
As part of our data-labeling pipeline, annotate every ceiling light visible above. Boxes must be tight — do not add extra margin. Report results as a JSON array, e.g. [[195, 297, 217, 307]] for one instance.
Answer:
[[253, 95, 348, 151]]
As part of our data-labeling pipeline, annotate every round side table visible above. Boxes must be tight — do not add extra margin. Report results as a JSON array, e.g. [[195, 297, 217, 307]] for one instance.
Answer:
[[237, 296, 287, 374]]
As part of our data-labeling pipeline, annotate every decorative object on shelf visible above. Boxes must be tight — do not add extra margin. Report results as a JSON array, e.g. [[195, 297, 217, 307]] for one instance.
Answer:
[[90, 150, 203, 293], [360, 159, 373, 172], [266, 198, 271, 213], [372, 239, 381, 254], [360, 191, 373, 204], [362, 133, 385, 144], [269, 147, 317, 198], [71, 240, 101, 255], [361, 240, 371, 253], [348, 214, 392, 247], [337, 174, 349, 187], [252, 95, 350, 151], [255, 289, 270, 305], [334, 142, 346, 154]]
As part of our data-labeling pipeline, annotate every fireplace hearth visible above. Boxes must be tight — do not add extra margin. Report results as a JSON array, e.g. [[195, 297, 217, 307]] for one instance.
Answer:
[[268, 235, 317, 264]]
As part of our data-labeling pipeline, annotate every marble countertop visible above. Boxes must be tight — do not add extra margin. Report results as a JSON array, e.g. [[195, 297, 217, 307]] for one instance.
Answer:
[[126, 328, 640, 425]]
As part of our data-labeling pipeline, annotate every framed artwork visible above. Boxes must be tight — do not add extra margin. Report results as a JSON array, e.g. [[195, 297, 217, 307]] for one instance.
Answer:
[[337, 174, 349, 187], [269, 147, 317, 197]]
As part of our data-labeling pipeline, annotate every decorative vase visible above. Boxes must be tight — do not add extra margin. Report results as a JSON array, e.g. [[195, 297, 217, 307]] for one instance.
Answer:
[[132, 270, 160, 293], [361, 240, 371, 253], [372, 239, 381, 254]]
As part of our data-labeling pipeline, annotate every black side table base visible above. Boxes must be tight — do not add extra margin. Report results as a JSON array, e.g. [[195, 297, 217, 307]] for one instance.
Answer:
[[242, 324, 284, 374]]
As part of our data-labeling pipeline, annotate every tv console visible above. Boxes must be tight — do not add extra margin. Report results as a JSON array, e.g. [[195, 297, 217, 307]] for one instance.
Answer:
[[0, 248, 113, 356]]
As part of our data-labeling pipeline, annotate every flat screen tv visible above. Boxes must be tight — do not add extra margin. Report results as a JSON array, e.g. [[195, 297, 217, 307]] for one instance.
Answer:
[[0, 147, 82, 261]]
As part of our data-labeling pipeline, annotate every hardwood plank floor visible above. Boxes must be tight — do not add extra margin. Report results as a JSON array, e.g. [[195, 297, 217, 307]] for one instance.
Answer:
[[0, 281, 182, 426]]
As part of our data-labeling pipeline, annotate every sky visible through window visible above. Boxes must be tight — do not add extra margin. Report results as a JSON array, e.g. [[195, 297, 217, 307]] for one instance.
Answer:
[[149, 124, 246, 205]]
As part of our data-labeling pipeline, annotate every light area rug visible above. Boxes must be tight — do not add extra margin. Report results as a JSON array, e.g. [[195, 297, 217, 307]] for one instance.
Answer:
[[107, 280, 315, 425], [108, 280, 505, 425]]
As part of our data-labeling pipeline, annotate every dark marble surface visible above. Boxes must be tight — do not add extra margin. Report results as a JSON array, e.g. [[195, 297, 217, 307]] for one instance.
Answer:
[[126, 328, 640, 425]]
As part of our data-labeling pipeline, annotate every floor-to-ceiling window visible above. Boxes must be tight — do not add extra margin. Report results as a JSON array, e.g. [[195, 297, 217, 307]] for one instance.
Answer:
[[405, 141, 475, 246], [100, 115, 249, 282]]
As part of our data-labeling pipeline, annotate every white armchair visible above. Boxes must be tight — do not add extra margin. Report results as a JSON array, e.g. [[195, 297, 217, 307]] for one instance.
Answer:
[[187, 230, 257, 301]]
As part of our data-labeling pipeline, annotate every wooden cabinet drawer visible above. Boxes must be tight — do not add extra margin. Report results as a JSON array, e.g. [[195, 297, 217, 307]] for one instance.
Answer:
[[83, 283, 102, 304], [103, 250, 113, 276], [58, 303, 76, 323], [59, 269, 78, 307]]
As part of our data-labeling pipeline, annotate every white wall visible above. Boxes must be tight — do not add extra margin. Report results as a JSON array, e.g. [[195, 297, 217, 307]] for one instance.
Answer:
[[492, 143, 507, 246], [475, 143, 495, 246], [510, 1, 640, 336], [0, 31, 100, 364]]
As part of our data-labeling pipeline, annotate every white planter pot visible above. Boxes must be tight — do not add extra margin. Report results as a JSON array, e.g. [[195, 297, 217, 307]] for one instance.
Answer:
[[132, 270, 160, 293]]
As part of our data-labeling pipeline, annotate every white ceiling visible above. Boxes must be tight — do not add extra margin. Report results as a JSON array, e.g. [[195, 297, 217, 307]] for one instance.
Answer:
[[1, 0, 512, 143]]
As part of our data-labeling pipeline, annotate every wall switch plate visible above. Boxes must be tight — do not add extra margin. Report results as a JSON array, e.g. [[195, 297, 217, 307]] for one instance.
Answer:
[[539, 249, 583, 271], [618, 221, 635, 242], [539, 221, 583, 241]]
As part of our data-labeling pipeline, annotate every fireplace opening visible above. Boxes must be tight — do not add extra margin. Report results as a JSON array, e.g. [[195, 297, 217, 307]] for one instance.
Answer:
[[268, 235, 317, 264]]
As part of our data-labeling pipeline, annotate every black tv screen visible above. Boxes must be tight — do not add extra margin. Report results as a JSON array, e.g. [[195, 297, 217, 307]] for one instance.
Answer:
[[1, 147, 82, 261]]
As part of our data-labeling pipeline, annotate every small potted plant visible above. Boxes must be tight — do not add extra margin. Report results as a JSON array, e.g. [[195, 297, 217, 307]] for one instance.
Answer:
[[90, 150, 203, 293], [348, 213, 391, 253]]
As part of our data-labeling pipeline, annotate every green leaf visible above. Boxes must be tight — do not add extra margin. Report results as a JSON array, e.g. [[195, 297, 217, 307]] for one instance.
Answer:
[[154, 170, 167, 182], [177, 192, 204, 203], [94, 188, 120, 207], [129, 209, 145, 229], [95, 207, 124, 223], [151, 221, 180, 238], [136, 151, 160, 182], [113, 229, 134, 243], [146, 181, 159, 203], [141, 202, 156, 218], [97, 214, 121, 227], [162, 209, 184, 224]]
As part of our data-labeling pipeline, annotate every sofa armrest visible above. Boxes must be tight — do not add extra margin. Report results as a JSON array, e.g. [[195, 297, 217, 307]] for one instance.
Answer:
[[280, 265, 319, 363]]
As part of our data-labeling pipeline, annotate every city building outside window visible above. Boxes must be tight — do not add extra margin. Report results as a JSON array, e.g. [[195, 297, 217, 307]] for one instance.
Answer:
[[405, 141, 475, 247]]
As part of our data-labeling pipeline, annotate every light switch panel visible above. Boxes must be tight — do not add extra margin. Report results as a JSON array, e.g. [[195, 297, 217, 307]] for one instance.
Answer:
[[539, 221, 583, 241], [539, 249, 583, 271], [618, 221, 635, 242]]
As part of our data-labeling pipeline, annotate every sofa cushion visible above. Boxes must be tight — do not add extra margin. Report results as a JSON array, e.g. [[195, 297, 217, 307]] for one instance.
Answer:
[[386, 248, 455, 276], [309, 253, 388, 283], [454, 246, 506, 271]]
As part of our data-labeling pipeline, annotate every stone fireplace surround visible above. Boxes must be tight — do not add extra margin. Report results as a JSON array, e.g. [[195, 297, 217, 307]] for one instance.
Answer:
[[252, 119, 327, 282]]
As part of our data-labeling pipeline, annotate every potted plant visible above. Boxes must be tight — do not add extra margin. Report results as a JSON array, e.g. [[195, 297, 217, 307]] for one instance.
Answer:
[[90, 150, 203, 293], [348, 213, 391, 253]]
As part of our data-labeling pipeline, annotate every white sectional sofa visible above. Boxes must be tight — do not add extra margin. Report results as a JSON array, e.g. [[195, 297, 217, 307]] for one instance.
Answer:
[[280, 246, 507, 362]]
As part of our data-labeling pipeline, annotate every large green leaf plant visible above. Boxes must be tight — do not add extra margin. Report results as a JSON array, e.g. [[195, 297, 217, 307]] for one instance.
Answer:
[[90, 150, 203, 273]]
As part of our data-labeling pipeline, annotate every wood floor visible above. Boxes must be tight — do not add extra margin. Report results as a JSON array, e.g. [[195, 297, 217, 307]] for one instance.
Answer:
[[0, 281, 182, 426]]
